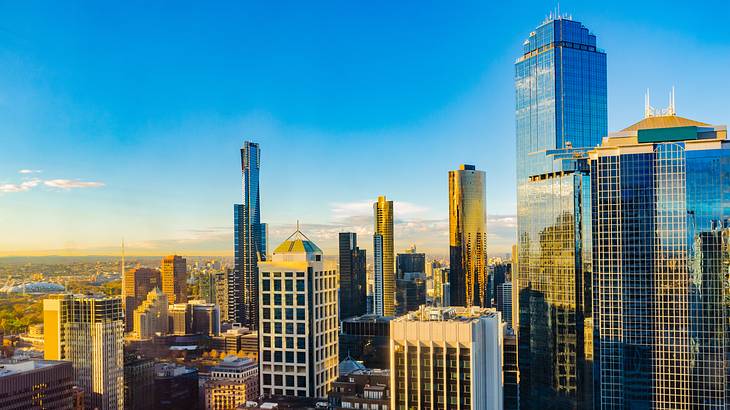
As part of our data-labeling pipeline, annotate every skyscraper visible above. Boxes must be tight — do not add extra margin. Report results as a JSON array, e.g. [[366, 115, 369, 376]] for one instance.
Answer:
[[373, 196, 394, 316], [590, 107, 730, 408], [258, 228, 338, 398], [339, 232, 367, 320], [161, 255, 187, 304], [122, 267, 161, 331], [132, 288, 169, 339], [449, 164, 488, 308], [232, 141, 267, 329], [44, 294, 125, 410], [390, 306, 503, 410], [515, 16, 607, 408]]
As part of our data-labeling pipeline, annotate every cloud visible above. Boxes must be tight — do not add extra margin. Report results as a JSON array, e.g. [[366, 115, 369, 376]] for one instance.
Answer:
[[18, 169, 42, 174], [330, 200, 428, 221], [0, 179, 42, 193], [43, 179, 105, 189]]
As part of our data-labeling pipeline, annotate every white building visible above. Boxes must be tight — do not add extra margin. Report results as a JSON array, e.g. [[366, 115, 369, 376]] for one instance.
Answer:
[[390, 306, 503, 410], [133, 288, 169, 339], [258, 228, 338, 399], [43, 294, 124, 410], [205, 355, 259, 409]]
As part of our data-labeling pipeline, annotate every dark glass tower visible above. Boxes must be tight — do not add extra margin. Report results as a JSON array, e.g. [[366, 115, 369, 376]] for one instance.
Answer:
[[338, 232, 367, 320], [515, 16, 607, 409], [231, 141, 266, 329], [591, 113, 730, 408]]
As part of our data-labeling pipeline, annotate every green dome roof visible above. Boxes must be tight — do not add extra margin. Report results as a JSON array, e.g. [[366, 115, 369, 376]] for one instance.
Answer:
[[273, 229, 322, 254]]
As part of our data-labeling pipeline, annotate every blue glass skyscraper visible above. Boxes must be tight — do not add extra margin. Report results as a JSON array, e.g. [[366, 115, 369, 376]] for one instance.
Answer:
[[231, 141, 267, 329], [590, 110, 730, 408], [515, 16, 607, 409]]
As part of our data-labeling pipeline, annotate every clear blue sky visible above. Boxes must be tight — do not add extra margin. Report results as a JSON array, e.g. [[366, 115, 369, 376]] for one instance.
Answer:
[[1, 1, 729, 257]]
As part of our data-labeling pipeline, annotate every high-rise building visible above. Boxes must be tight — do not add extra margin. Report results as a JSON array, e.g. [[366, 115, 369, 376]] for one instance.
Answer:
[[390, 306, 503, 410], [258, 228, 338, 399], [168, 300, 220, 336], [216, 270, 229, 322], [232, 141, 267, 329], [0, 360, 75, 409], [496, 282, 513, 326], [122, 267, 161, 331], [515, 16, 606, 408], [503, 327, 520, 410], [396, 245, 425, 276], [373, 196, 394, 316], [339, 314, 393, 370], [339, 232, 367, 320], [449, 164, 488, 308], [153, 363, 199, 410], [589, 108, 730, 408], [161, 255, 187, 304], [395, 277, 426, 315], [133, 288, 169, 339], [204, 356, 259, 410], [124, 354, 155, 410], [43, 294, 124, 410]]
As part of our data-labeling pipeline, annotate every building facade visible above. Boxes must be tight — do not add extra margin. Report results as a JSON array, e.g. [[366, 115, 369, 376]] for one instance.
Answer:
[[232, 140, 268, 329], [124, 354, 154, 410], [43, 294, 125, 410], [590, 111, 730, 408], [339, 314, 392, 370], [122, 267, 161, 331], [161, 255, 187, 304], [133, 288, 169, 339], [153, 363, 199, 410], [373, 196, 395, 316], [390, 306, 503, 410], [258, 229, 338, 399], [328, 361, 390, 410], [339, 232, 367, 320], [0, 360, 75, 410], [515, 16, 607, 409], [496, 282, 512, 326], [204, 355, 259, 409], [449, 164, 488, 308]]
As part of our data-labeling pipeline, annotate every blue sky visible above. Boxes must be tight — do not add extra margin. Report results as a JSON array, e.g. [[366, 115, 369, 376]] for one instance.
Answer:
[[1, 1, 729, 257]]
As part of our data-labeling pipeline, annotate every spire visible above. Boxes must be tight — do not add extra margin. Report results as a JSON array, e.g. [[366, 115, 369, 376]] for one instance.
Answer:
[[644, 87, 677, 118]]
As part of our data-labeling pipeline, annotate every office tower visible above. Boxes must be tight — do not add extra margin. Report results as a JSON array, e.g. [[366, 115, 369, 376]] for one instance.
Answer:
[[0, 360, 75, 409], [216, 270, 229, 322], [124, 354, 155, 410], [390, 306, 503, 410], [232, 141, 267, 329], [503, 327, 520, 410], [122, 267, 161, 331], [168, 300, 220, 336], [590, 107, 730, 408], [496, 282, 513, 325], [339, 314, 393, 370], [211, 326, 258, 356], [395, 277, 426, 315], [396, 245, 425, 276], [366, 283, 374, 315], [204, 356, 259, 410], [515, 16, 607, 408], [153, 363, 199, 410], [43, 294, 124, 410], [258, 228, 338, 398], [133, 288, 169, 339], [328, 360, 390, 410], [490, 262, 509, 307], [198, 271, 217, 304], [339, 232, 367, 320], [373, 196, 394, 316], [161, 255, 187, 304], [449, 164, 488, 308], [431, 266, 449, 306]]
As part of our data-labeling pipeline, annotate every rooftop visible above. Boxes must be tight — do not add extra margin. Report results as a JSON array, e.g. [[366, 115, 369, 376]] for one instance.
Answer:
[[397, 305, 500, 322], [273, 228, 322, 255], [0, 360, 64, 377], [621, 115, 709, 132]]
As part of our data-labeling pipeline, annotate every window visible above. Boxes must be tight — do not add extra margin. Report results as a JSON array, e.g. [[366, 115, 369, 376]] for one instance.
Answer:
[[285, 279, 293, 292], [262, 279, 270, 292], [286, 308, 294, 320], [262, 294, 270, 305], [274, 294, 282, 305], [274, 280, 281, 291], [296, 280, 305, 291], [296, 308, 305, 320], [297, 294, 305, 305]]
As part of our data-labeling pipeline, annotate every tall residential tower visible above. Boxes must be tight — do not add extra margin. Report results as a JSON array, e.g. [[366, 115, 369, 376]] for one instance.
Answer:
[[373, 196, 394, 316], [515, 16, 607, 409], [448, 164, 488, 308], [232, 141, 267, 328]]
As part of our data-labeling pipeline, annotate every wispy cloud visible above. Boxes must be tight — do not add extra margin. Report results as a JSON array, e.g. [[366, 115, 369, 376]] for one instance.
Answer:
[[43, 179, 105, 189], [0, 179, 42, 193], [18, 169, 42, 174]]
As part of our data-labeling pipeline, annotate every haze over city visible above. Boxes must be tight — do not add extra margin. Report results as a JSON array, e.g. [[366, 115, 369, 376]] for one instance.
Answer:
[[2, 1, 729, 258]]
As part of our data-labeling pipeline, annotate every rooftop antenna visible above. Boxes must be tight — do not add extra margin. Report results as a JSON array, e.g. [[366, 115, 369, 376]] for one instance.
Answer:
[[644, 88, 652, 118], [121, 238, 125, 281], [668, 86, 676, 115]]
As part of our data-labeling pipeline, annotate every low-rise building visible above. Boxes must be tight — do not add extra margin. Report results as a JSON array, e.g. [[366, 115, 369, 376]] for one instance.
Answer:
[[0, 360, 75, 409], [328, 357, 390, 410]]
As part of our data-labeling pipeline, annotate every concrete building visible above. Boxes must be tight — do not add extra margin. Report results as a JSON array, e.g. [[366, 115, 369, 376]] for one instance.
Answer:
[[153, 362, 198, 410], [496, 282, 512, 326], [133, 288, 169, 339], [339, 314, 392, 370], [161, 255, 187, 304], [390, 306, 503, 410], [503, 327, 520, 410], [168, 300, 220, 336], [210, 326, 257, 356], [124, 354, 154, 410], [328, 358, 390, 410], [338, 232, 367, 320], [44, 294, 124, 410], [0, 360, 75, 409], [122, 267, 161, 331], [204, 355, 259, 409], [259, 228, 338, 399]]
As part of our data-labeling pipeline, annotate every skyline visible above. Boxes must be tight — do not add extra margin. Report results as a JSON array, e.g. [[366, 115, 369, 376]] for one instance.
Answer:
[[2, 2, 730, 257]]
